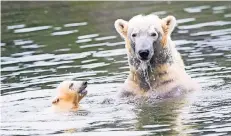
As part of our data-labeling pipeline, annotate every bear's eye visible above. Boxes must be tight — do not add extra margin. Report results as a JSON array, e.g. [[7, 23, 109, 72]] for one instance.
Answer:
[[132, 33, 137, 37], [69, 83, 74, 89], [151, 33, 157, 37]]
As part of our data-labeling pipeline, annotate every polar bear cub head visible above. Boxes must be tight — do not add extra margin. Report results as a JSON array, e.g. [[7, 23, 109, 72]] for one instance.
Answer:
[[52, 80, 88, 111]]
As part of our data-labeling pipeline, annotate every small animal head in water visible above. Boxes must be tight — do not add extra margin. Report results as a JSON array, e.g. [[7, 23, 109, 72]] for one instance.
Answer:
[[52, 80, 88, 111], [114, 14, 176, 62]]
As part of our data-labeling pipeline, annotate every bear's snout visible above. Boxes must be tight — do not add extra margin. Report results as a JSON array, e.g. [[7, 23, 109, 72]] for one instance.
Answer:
[[138, 49, 150, 60]]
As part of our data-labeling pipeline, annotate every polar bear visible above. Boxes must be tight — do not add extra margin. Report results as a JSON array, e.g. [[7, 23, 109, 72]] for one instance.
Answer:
[[114, 14, 200, 98], [52, 80, 88, 111]]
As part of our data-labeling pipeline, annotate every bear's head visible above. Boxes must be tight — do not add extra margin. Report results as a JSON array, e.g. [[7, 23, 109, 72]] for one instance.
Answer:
[[52, 80, 88, 111], [114, 14, 176, 63]]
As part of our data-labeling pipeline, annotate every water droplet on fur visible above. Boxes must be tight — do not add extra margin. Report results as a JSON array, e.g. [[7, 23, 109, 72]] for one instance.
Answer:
[[140, 61, 152, 92]]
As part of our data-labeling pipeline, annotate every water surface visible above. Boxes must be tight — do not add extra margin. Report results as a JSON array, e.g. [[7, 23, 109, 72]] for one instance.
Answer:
[[1, 1, 231, 136]]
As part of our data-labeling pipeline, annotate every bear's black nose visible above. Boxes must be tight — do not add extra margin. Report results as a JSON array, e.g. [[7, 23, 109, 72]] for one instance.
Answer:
[[138, 50, 150, 60], [83, 81, 87, 86]]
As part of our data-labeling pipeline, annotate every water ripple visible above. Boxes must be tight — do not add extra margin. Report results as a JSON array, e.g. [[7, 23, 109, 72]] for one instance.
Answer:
[[7, 24, 25, 30], [51, 30, 78, 36], [178, 21, 231, 29], [64, 22, 88, 27], [1, 2, 231, 136], [184, 5, 210, 13], [14, 26, 52, 33], [78, 34, 99, 39]]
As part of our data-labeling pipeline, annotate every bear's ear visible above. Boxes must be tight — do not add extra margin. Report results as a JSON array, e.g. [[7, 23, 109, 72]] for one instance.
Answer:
[[162, 16, 176, 35], [114, 19, 128, 39], [52, 98, 60, 104]]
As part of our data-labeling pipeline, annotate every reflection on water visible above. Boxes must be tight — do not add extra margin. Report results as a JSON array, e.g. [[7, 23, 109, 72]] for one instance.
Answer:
[[1, 1, 231, 136]]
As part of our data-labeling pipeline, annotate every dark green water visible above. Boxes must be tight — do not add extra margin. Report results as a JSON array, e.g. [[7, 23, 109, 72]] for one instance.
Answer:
[[1, 1, 231, 136]]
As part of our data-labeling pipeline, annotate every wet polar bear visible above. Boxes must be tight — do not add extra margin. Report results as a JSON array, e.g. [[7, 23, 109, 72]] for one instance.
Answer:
[[114, 14, 200, 98], [52, 80, 88, 111]]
